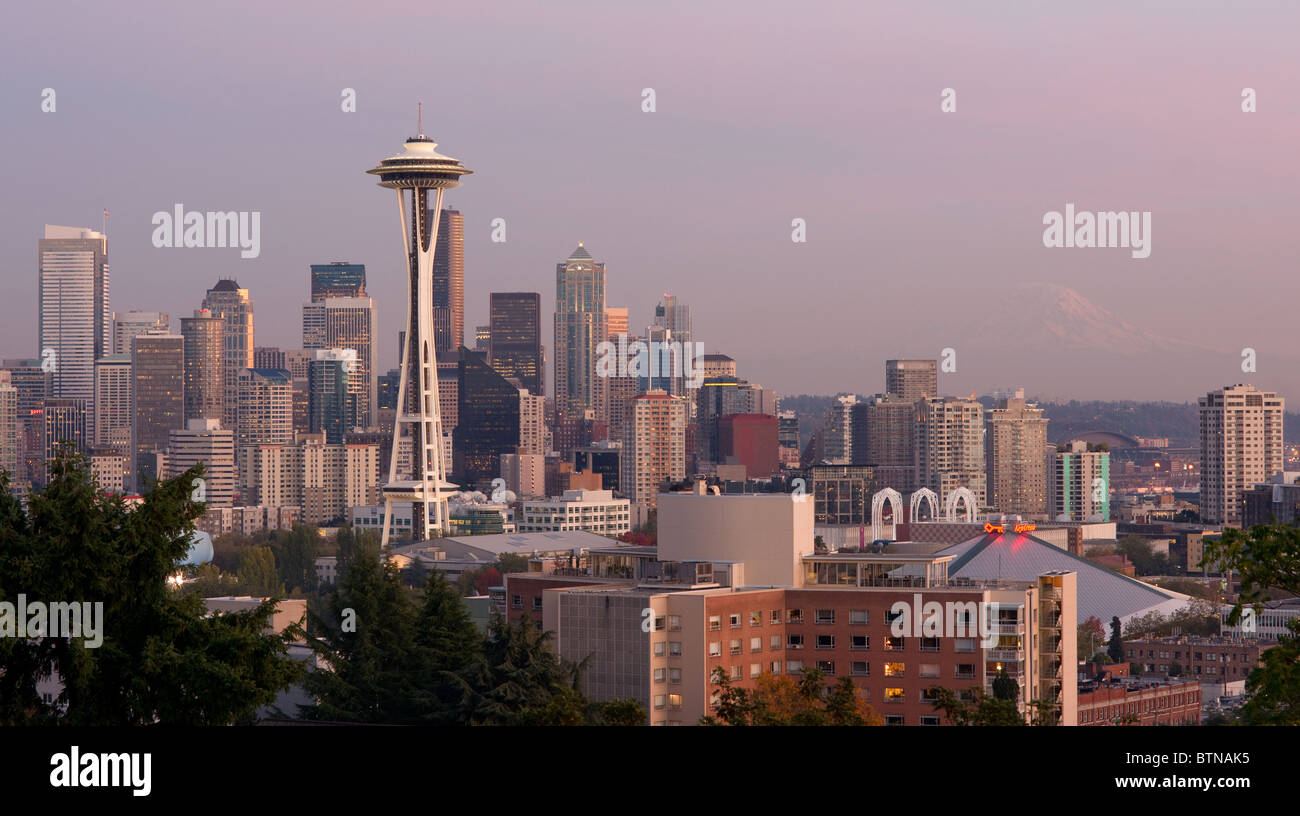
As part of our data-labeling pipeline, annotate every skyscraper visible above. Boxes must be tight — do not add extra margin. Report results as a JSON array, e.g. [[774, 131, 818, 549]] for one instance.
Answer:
[[202, 280, 254, 436], [1, 359, 51, 488], [38, 225, 110, 432], [985, 390, 1048, 517], [915, 395, 985, 507], [1199, 384, 1284, 525], [653, 294, 692, 346], [554, 243, 606, 419], [605, 307, 628, 341], [235, 368, 294, 453], [368, 124, 471, 541], [112, 311, 169, 356], [0, 373, 17, 490], [43, 398, 87, 463], [302, 296, 377, 425], [851, 394, 916, 491], [489, 292, 543, 396], [93, 354, 132, 449], [454, 349, 520, 487], [308, 349, 365, 444], [310, 262, 366, 301], [885, 359, 937, 403], [432, 208, 464, 353], [131, 331, 185, 488], [180, 309, 223, 423], [621, 391, 686, 510], [822, 394, 857, 464]]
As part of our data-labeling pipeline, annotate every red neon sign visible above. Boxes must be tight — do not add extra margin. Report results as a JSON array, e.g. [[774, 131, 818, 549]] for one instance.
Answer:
[[984, 522, 1036, 534]]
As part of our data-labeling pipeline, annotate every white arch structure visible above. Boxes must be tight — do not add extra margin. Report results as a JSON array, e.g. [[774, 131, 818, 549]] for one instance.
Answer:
[[871, 488, 904, 542], [944, 487, 977, 522], [909, 488, 938, 523]]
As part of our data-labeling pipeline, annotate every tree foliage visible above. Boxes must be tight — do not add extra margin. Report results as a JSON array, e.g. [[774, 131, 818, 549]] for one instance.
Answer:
[[0, 454, 301, 725], [701, 666, 883, 726]]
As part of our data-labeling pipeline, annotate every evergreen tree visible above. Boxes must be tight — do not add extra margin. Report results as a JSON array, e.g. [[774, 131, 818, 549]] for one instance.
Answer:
[[992, 667, 1019, 701], [0, 454, 301, 725], [1107, 616, 1125, 663]]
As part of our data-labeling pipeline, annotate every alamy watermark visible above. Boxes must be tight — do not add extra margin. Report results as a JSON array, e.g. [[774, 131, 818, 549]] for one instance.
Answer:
[[1042, 203, 1150, 259], [0, 594, 104, 648], [596, 333, 706, 389], [889, 594, 1004, 648], [151, 204, 261, 259]]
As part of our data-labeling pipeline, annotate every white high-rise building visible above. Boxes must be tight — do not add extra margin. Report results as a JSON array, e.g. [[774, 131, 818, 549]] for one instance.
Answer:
[[1199, 384, 1284, 525], [38, 225, 110, 438], [202, 280, 255, 438], [915, 395, 986, 507], [167, 418, 236, 507], [519, 388, 548, 455], [823, 394, 858, 465]]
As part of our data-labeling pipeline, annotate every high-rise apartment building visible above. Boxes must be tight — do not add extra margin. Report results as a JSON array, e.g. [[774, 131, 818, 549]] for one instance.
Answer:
[[112, 311, 169, 356], [302, 296, 376, 425], [235, 369, 294, 456], [93, 354, 132, 450], [777, 410, 800, 467], [131, 331, 185, 488], [489, 292, 543, 396], [309, 262, 366, 301], [1048, 441, 1110, 522], [431, 208, 464, 352], [167, 418, 235, 507], [850, 394, 917, 492], [519, 388, 549, 455], [885, 359, 937, 403], [1, 359, 51, 487], [985, 390, 1048, 518], [915, 396, 985, 507], [621, 391, 687, 509], [1199, 384, 1284, 525], [38, 226, 110, 435], [240, 435, 378, 525], [180, 309, 223, 423], [202, 280, 254, 436], [554, 243, 606, 418], [454, 349, 520, 487]]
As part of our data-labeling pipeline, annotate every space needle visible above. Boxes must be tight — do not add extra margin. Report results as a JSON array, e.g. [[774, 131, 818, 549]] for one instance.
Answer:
[[367, 106, 471, 545]]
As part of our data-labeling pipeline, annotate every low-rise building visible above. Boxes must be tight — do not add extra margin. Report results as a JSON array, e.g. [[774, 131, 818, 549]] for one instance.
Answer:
[[1077, 677, 1200, 726], [518, 489, 631, 536]]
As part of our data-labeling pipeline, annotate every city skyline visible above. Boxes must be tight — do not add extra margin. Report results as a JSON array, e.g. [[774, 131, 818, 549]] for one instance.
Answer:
[[6, 2, 1300, 401]]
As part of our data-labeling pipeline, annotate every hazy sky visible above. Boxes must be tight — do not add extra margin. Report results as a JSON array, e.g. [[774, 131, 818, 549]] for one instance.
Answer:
[[4, 0, 1299, 402]]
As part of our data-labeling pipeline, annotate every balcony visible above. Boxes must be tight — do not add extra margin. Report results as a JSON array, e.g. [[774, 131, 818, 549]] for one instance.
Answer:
[[986, 649, 1023, 661], [996, 623, 1025, 635]]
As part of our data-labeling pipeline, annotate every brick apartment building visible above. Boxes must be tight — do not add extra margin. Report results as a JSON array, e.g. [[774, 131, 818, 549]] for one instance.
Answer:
[[1077, 678, 1201, 726], [1124, 636, 1274, 683]]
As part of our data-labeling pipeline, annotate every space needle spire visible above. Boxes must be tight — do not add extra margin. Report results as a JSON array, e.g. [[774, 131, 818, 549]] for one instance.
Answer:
[[367, 116, 472, 544]]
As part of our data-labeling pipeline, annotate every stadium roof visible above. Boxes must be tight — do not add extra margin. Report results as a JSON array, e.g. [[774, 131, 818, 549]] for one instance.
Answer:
[[937, 531, 1191, 625]]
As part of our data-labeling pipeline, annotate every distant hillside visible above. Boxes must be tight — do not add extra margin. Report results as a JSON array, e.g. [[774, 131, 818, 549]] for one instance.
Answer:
[[777, 395, 1300, 450]]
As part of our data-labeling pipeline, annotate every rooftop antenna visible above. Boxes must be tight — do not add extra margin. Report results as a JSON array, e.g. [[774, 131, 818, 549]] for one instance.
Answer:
[[417, 101, 424, 137]]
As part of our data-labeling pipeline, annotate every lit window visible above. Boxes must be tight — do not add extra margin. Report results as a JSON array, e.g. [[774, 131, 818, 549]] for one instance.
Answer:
[[884, 662, 905, 677], [668, 694, 682, 709], [885, 689, 905, 703]]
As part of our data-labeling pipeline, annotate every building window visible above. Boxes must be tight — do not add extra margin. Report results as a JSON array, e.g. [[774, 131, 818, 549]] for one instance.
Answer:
[[816, 660, 835, 675], [920, 715, 941, 726], [654, 668, 665, 683], [751, 637, 762, 653], [751, 663, 762, 678], [669, 615, 681, 631], [730, 639, 742, 655], [653, 616, 665, 632], [815, 609, 835, 625], [956, 664, 975, 678], [669, 642, 682, 656], [787, 660, 803, 673], [654, 695, 666, 710], [709, 642, 722, 657], [770, 661, 782, 675], [884, 662, 905, 677], [816, 634, 835, 649], [511, 595, 522, 609], [669, 668, 681, 684], [771, 635, 781, 650], [709, 615, 721, 631], [654, 641, 666, 657], [883, 636, 904, 651], [884, 609, 904, 625], [852, 661, 870, 676], [920, 664, 940, 678], [770, 610, 781, 624], [730, 614, 742, 628], [920, 637, 940, 652], [787, 634, 804, 650], [532, 597, 543, 611], [729, 666, 742, 680], [750, 611, 763, 627], [668, 694, 682, 709], [955, 638, 976, 653], [787, 609, 804, 624], [851, 635, 869, 650], [850, 609, 869, 625], [885, 715, 904, 725], [884, 689, 905, 703]]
